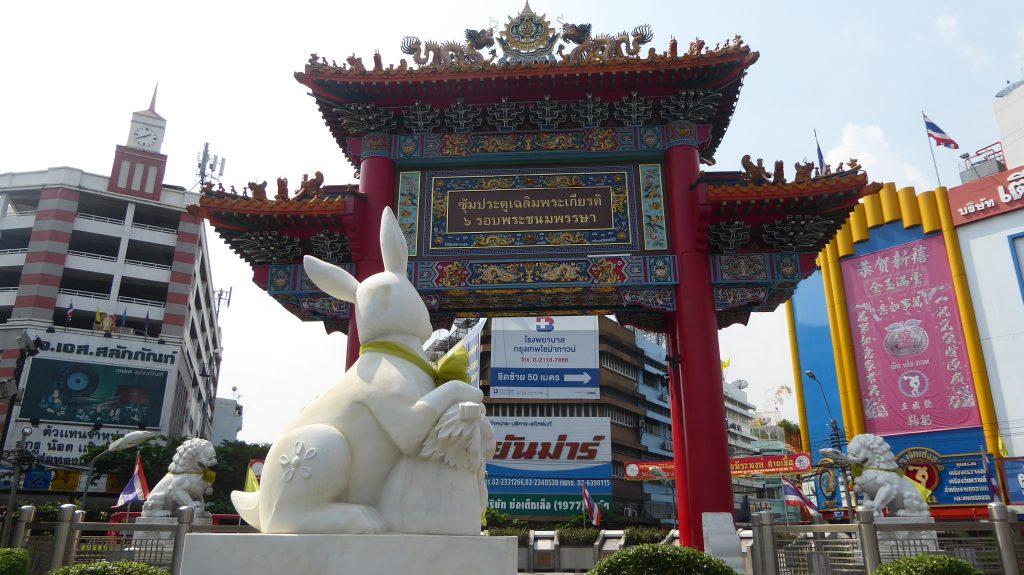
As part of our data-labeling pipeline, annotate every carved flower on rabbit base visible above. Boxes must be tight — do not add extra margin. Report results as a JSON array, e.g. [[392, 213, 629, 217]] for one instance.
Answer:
[[280, 441, 317, 481]]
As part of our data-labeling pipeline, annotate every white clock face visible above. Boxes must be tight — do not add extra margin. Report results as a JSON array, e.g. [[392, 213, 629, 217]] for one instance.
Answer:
[[132, 126, 159, 148]]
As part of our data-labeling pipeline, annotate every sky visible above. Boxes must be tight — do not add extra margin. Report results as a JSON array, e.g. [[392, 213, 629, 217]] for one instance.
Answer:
[[2, 1, 1023, 443]]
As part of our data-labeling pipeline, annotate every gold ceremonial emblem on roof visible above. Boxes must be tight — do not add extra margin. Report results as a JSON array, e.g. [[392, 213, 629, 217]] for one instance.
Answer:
[[500, 1, 556, 53]]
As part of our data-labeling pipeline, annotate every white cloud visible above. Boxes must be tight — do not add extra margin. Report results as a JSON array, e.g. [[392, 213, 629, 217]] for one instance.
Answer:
[[934, 14, 990, 73], [825, 123, 930, 190], [935, 15, 958, 44], [962, 45, 991, 72]]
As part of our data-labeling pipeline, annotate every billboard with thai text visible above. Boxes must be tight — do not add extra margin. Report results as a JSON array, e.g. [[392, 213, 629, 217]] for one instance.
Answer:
[[8, 330, 178, 463], [948, 165, 1024, 226], [730, 453, 813, 477], [486, 417, 611, 516], [490, 316, 599, 399], [841, 235, 981, 435]]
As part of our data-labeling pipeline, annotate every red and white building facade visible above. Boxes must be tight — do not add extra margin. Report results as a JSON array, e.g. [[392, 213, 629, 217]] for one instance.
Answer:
[[0, 98, 221, 453], [948, 81, 1024, 457]]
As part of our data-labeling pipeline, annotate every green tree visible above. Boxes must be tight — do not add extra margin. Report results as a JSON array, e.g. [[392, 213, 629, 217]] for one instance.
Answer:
[[204, 439, 270, 512], [82, 437, 270, 517]]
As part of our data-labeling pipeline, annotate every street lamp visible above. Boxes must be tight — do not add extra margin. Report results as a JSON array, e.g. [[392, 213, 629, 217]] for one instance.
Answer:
[[803, 370, 857, 521], [1, 426, 35, 544], [649, 466, 678, 535], [79, 430, 157, 512]]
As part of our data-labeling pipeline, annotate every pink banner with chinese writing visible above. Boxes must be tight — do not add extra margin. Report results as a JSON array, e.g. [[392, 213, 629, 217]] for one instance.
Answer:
[[841, 234, 981, 435]]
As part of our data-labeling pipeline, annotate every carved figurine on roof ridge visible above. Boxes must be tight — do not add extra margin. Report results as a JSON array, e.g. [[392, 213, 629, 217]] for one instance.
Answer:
[[793, 161, 815, 183], [740, 154, 770, 184], [248, 181, 268, 201], [297, 171, 325, 197], [557, 23, 653, 64], [400, 26, 497, 70], [276, 178, 289, 201]]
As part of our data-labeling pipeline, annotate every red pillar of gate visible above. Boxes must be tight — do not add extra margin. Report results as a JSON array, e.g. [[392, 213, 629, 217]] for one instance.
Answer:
[[665, 324, 692, 547], [664, 121, 733, 548], [345, 136, 395, 369]]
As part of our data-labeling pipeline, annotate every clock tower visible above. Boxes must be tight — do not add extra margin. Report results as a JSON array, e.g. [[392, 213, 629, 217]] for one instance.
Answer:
[[108, 86, 168, 199]]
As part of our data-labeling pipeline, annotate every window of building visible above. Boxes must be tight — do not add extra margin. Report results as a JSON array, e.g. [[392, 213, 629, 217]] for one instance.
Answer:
[[601, 352, 639, 380]]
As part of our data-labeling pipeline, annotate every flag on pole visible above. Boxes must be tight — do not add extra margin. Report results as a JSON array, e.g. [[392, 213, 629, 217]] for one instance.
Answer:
[[720, 358, 731, 371], [782, 478, 817, 511], [64, 301, 74, 326], [115, 452, 150, 508], [923, 114, 959, 149], [814, 130, 825, 172], [95, 306, 102, 325], [243, 462, 260, 492], [143, 311, 150, 337], [581, 483, 602, 526], [982, 452, 1001, 501], [120, 308, 128, 328]]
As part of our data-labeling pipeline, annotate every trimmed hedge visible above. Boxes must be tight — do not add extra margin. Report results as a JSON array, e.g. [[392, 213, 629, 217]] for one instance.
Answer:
[[487, 527, 529, 547], [588, 544, 737, 575], [558, 527, 600, 546], [47, 562, 169, 575], [874, 555, 982, 575], [0, 548, 28, 575], [622, 527, 664, 545]]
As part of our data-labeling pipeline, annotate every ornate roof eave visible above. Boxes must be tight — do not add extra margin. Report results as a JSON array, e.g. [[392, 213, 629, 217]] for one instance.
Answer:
[[296, 45, 758, 86], [298, 47, 759, 167]]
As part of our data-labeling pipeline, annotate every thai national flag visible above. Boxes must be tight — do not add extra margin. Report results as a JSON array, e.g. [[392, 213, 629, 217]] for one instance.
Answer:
[[923, 114, 959, 149], [782, 478, 817, 511], [65, 301, 74, 325], [581, 483, 602, 526], [115, 452, 150, 508], [982, 453, 1001, 501]]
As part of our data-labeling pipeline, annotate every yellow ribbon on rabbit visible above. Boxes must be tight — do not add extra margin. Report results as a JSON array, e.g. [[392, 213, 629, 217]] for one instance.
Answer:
[[360, 341, 470, 386]]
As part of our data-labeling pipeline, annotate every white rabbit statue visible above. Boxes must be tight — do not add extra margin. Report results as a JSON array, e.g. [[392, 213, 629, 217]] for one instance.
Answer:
[[231, 207, 495, 534]]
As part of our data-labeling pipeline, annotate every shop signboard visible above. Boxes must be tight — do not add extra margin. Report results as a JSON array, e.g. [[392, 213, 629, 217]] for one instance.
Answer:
[[841, 235, 981, 435], [884, 430, 997, 507], [486, 417, 611, 516], [622, 460, 675, 481], [730, 453, 813, 477], [19, 423, 123, 467], [8, 330, 178, 466], [948, 165, 1024, 226], [490, 316, 599, 399], [1001, 458, 1024, 505]]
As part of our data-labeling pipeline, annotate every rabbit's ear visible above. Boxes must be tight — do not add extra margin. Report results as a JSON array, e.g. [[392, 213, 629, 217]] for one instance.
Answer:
[[379, 206, 409, 275], [304, 255, 359, 303]]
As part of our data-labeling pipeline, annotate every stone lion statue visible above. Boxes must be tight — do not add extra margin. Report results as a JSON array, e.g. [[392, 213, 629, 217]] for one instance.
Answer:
[[824, 433, 930, 517], [141, 438, 218, 517]]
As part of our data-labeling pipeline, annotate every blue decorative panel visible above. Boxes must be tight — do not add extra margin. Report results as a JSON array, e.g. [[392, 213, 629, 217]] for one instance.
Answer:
[[397, 171, 421, 256], [638, 164, 668, 250]]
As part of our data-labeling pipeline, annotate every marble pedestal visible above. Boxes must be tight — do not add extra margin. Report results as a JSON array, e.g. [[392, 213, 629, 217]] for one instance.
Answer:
[[876, 516, 939, 561], [702, 512, 744, 573], [180, 533, 518, 575]]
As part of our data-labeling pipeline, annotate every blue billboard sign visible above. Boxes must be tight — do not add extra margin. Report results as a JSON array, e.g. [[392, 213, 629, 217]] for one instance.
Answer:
[[486, 417, 611, 516], [490, 316, 600, 399]]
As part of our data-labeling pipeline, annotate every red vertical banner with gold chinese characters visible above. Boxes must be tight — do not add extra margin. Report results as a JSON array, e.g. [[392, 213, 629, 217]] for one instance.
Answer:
[[841, 234, 981, 435]]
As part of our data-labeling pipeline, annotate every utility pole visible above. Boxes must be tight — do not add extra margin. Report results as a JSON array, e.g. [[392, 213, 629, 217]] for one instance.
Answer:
[[804, 371, 857, 521]]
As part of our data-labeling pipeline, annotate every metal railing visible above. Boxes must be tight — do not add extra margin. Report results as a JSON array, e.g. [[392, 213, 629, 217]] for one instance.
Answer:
[[76, 213, 124, 226], [3, 210, 37, 217], [57, 288, 110, 300], [12, 504, 256, 575], [125, 258, 173, 270], [132, 222, 178, 235], [67, 250, 118, 262], [0, 248, 28, 255], [750, 503, 1024, 575], [116, 295, 166, 308]]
